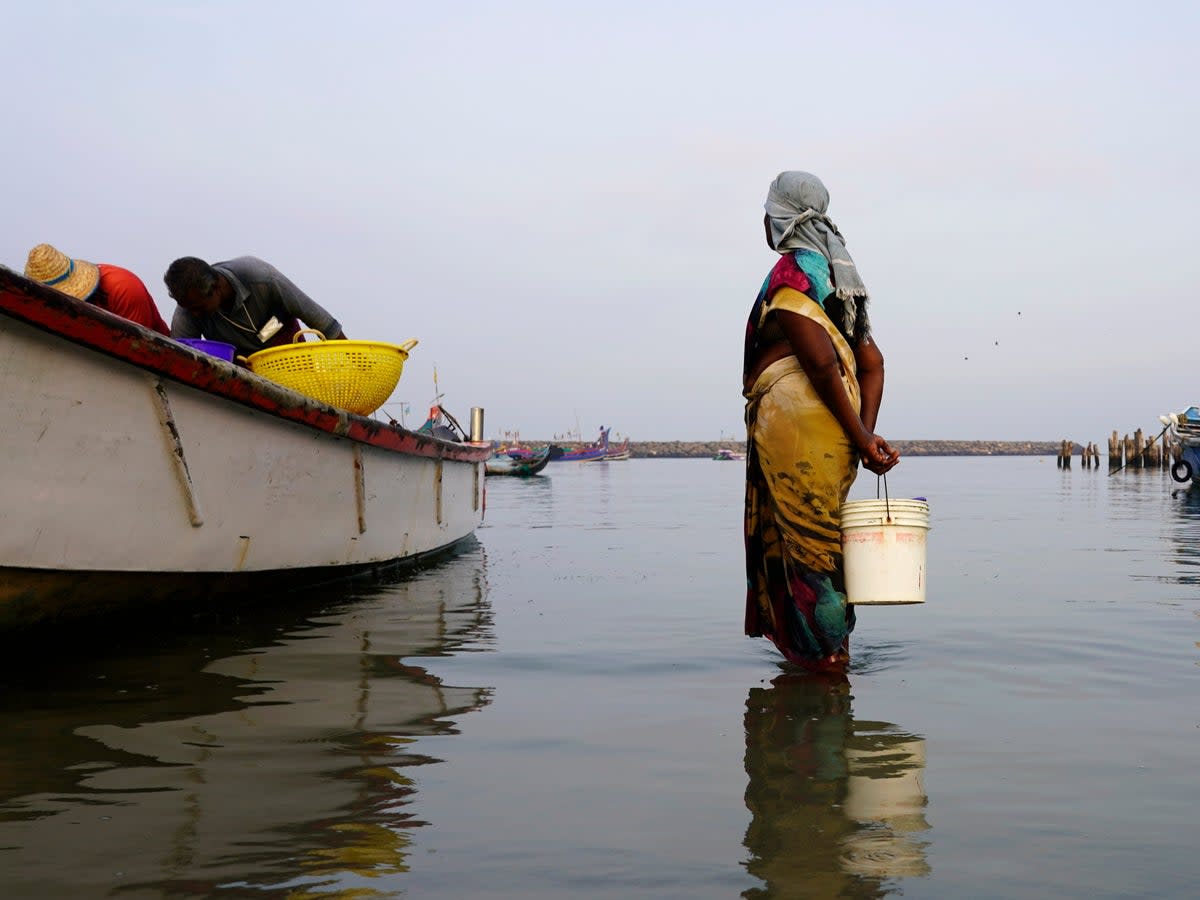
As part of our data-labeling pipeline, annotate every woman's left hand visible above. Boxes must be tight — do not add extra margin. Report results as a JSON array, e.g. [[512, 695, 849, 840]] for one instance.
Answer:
[[859, 434, 900, 475]]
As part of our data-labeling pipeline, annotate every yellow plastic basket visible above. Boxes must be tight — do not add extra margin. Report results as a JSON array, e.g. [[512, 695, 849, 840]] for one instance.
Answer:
[[246, 330, 417, 416]]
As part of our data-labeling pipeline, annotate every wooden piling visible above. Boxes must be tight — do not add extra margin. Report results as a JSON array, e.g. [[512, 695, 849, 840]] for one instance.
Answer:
[[1105, 425, 1179, 473], [1065, 439, 1074, 469]]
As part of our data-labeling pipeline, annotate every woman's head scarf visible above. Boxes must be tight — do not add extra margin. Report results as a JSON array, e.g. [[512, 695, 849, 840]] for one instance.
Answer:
[[764, 172, 869, 337]]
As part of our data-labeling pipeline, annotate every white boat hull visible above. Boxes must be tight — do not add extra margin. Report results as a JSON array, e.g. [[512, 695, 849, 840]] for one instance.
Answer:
[[0, 269, 489, 625]]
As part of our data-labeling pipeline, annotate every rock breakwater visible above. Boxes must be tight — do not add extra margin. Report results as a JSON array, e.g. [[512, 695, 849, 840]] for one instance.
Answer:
[[520, 440, 1060, 458]]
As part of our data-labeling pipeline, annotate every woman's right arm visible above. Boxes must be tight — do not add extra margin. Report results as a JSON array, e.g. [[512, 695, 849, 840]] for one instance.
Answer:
[[854, 335, 885, 434], [776, 310, 899, 473]]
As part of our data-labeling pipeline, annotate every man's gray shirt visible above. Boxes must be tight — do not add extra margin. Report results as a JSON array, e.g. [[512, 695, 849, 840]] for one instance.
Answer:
[[170, 256, 342, 355]]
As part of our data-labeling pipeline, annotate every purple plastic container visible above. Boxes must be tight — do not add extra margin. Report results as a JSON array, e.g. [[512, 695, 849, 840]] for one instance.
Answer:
[[177, 338, 237, 362]]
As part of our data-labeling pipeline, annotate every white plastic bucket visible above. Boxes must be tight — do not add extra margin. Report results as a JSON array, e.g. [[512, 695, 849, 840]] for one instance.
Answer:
[[840, 498, 930, 605]]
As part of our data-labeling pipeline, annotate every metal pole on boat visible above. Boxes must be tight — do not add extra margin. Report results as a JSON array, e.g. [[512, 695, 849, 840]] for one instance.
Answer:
[[470, 407, 485, 442]]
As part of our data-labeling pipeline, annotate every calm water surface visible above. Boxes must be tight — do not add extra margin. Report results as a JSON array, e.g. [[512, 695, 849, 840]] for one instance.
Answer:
[[1, 457, 1197, 898]]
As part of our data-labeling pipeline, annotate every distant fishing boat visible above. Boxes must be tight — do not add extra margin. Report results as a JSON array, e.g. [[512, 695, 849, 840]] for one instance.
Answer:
[[503, 426, 624, 462], [496, 430, 535, 459], [1164, 408, 1200, 487], [713, 448, 746, 461], [503, 441, 563, 461], [557, 427, 611, 462], [603, 436, 632, 461], [485, 446, 558, 476]]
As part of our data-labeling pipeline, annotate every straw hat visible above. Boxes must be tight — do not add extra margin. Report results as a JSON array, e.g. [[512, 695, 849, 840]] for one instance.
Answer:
[[24, 243, 100, 300]]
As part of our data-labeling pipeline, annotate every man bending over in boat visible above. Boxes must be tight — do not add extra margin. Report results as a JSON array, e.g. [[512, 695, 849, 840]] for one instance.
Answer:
[[24, 243, 170, 335], [164, 256, 347, 357]]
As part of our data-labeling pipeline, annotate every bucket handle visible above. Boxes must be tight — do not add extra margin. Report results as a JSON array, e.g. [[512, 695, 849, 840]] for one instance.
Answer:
[[875, 473, 892, 522], [397, 338, 419, 353], [293, 328, 327, 343]]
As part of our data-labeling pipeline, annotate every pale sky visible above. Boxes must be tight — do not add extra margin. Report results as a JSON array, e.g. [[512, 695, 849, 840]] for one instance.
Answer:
[[6, 1, 1198, 441]]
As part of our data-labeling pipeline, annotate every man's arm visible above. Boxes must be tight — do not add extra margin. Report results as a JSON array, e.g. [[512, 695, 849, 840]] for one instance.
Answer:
[[266, 264, 346, 339]]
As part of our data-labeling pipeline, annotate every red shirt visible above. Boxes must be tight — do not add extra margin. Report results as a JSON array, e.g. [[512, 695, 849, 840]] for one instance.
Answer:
[[95, 264, 170, 335]]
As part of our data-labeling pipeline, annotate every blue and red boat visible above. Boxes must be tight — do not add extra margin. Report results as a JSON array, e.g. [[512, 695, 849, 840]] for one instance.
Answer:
[[560, 427, 611, 461], [508, 427, 614, 462]]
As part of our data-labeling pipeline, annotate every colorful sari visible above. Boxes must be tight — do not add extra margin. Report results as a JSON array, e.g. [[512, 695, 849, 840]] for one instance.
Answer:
[[743, 253, 861, 670]]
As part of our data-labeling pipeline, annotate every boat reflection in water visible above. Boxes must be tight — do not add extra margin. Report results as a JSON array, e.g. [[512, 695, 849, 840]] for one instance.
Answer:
[[0, 544, 493, 898], [742, 673, 930, 898], [1167, 485, 1200, 585]]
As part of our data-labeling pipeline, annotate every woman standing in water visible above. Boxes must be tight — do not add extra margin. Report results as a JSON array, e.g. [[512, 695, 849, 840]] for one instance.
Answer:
[[743, 171, 900, 671]]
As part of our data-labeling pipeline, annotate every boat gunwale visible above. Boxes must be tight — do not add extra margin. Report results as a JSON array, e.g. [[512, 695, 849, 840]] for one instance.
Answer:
[[0, 268, 490, 464]]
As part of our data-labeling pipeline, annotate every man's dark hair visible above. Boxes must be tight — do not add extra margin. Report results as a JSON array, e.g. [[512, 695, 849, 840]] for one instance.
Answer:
[[163, 257, 217, 300]]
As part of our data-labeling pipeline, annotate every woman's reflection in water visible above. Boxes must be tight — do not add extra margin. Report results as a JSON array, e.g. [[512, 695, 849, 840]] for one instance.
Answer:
[[742, 673, 930, 899]]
